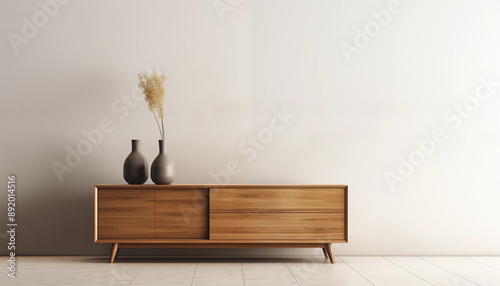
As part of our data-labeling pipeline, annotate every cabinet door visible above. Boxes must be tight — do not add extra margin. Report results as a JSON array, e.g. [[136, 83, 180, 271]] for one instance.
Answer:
[[98, 189, 155, 239], [210, 212, 345, 240], [210, 188, 345, 212], [156, 189, 208, 239]]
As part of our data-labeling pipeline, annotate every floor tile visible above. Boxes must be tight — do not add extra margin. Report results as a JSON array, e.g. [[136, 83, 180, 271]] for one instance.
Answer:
[[130, 259, 197, 286], [0, 257, 83, 286], [0, 271, 70, 286], [340, 256, 431, 285], [421, 256, 500, 286], [57, 265, 144, 286], [242, 257, 298, 286], [192, 257, 244, 286], [467, 256, 500, 270], [285, 256, 373, 286], [2, 256, 499, 286], [385, 256, 478, 286]]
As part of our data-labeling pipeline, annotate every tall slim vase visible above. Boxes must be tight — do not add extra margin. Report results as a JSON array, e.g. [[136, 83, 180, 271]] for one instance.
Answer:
[[151, 139, 175, 185], [123, 139, 148, 184]]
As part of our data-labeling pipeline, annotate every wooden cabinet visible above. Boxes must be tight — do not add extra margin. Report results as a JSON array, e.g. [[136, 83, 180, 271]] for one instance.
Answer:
[[95, 185, 347, 263]]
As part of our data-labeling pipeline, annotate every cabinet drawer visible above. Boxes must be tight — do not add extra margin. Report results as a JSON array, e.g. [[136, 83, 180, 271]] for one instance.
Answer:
[[97, 189, 155, 239], [210, 213, 345, 240], [156, 189, 208, 239], [210, 188, 345, 212]]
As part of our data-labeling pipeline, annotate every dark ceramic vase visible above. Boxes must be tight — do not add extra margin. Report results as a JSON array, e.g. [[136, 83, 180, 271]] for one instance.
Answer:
[[151, 140, 175, 185], [123, 140, 148, 184]]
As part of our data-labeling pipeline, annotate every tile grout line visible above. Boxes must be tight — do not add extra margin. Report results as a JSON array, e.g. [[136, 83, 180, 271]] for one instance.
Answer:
[[383, 256, 435, 286], [191, 256, 200, 286], [54, 257, 97, 286], [416, 256, 480, 285], [127, 263, 146, 286], [55, 264, 81, 286], [190, 256, 199, 286], [337, 256, 375, 286], [282, 256, 301, 286], [464, 257, 500, 271], [240, 256, 246, 286]]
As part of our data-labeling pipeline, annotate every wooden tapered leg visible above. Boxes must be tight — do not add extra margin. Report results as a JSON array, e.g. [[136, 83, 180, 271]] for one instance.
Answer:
[[325, 243, 334, 263], [110, 243, 119, 263], [322, 247, 329, 259]]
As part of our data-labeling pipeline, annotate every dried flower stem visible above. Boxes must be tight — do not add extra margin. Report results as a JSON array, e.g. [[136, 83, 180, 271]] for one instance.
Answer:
[[152, 112, 164, 140], [161, 118, 165, 140]]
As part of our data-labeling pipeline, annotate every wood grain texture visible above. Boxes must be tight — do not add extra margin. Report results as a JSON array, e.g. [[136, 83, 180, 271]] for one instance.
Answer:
[[95, 184, 348, 189], [94, 187, 98, 242], [98, 189, 155, 239], [95, 238, 346, 243], [210, 188, 345, 212], [345, 185, 349, 242], [117, 243, 326, 248], [210, 213, 345, 240], [156, 189, 208, 239]]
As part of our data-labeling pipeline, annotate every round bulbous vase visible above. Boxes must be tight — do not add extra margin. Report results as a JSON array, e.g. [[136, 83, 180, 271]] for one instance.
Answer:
[[151, 140, 175, 185], [123, 140, 148, 184]]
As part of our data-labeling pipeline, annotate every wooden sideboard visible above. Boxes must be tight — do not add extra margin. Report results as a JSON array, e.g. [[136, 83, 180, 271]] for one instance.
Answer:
[[94, 184, 348, 263]]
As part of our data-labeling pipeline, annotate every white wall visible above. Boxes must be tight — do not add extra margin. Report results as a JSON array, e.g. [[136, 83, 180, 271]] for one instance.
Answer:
[[1, 0, 500, 256]]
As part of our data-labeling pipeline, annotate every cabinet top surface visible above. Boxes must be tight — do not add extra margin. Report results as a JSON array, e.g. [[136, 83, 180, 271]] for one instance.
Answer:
[[95, 184, 348, 189]]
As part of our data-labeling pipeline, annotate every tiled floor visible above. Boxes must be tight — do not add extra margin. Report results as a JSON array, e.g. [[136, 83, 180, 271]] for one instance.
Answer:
[[1, 256, 499, 286]]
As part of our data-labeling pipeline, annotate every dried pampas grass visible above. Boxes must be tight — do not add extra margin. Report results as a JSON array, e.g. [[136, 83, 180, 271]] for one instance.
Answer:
[[138, 70, 167, 139]]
